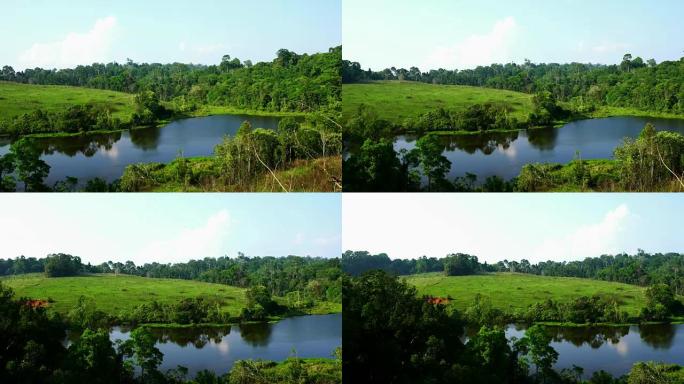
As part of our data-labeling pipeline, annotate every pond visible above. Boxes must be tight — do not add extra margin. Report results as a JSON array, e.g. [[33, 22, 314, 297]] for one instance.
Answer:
[[505, 323, 684, 378], [0, 114, 281, 185], [105, 314, 341, 377], [394, 116, 684, 183]]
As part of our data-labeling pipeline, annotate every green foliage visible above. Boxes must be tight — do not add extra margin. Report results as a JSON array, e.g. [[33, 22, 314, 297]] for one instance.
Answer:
[[342, 138, 417, 192], [444, 253, 481, 276], [343, 270, 467, 383], [9, 138, 50, 191], [641, 284, 682, 321], [60, 329, 124, 384], [626, 362, 684, 384], [515, 325, 559, 379], [122, 327, 164, 381], [406, 272, 648, 319], [44, 253, 83, 277], [2, 46, 341, 114], [413, 134, 452, 191], [344, 55, 684, 115], [614, 124, 684, 191], [342, 81, 534, 125]]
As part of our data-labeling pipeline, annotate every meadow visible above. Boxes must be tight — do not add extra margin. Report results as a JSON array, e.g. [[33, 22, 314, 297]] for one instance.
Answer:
[[0, 81, 136, 122], [404, 272, 648, 317], [342, 80, 534, 124], [1, 273, 247, 316]]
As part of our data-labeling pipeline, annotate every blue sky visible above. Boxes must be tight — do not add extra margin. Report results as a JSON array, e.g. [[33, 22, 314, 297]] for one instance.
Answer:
[[0, 194, 341, 264], [343, 0, 684, 70], [343, 194, 684, 263], [1, 0, 341, 70]]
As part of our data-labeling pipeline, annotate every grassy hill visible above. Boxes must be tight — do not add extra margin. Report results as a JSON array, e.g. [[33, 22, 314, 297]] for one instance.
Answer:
[[0, 81, 136, 122], [404, 272, 648, 317], [1, 273, 247, 316], [342, 81, 534, 124]]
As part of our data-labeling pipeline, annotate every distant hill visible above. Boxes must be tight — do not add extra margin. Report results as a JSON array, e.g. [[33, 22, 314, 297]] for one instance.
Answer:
[[405, 272, 649, 316], [0, 81, 135, 122], [342, 80, 533, 124]]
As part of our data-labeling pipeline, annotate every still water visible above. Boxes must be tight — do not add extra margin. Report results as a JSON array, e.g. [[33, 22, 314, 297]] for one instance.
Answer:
[[106, 314, 341, 377], [394, 116, 684, 182], [506, 323, 684, 378], [0, 114, 280, 185]]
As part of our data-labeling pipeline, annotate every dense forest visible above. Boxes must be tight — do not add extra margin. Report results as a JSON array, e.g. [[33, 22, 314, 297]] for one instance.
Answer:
[[343, 54, 684, 114], [344, 270, 684, 384], [2, 47, 341, 114], [0, 281, 341, 384]]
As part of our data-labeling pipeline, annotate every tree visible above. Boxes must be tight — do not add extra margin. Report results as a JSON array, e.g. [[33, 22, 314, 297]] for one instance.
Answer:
[[515, 325, 558, 381], [0, 152, 16, 191], [62, 329, 123, 384], [413, 135, 451, 191], [122, 327, 163, 381], [10, 139, 50, 191], [44, 253, 83, 277]]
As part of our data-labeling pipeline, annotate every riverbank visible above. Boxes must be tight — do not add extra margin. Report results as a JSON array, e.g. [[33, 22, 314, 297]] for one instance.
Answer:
[[122, 155, 343, 193]]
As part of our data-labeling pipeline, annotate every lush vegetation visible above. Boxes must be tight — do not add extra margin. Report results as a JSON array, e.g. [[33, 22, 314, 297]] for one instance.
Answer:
[[3, 47, 341, 115], [343, 54, 684, 115], [342, 55, 684, 192], [0, 281, 341, 383], [342, 81, 533, 124], [119, 117, 342, 192], [343, 250, 684, 324], [0, 81, 135, 121], [343, 122, 684, 192], [1, 253, 342, 326], [344, 270, 682, 384]]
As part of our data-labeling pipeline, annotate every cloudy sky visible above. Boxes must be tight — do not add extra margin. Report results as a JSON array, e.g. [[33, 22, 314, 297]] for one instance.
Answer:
[[343, 194, 684, 263], [0, 194, 341, 264], [1, 0, 341, 70], [343, 0, 684, 70]]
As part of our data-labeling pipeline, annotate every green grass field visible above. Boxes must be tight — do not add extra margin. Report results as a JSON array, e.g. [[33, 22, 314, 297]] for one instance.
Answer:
[[404, 272, 649, 317], [342, 80, 534, 124], [0, 81, 136, 122], [1, 273, 247, 316]]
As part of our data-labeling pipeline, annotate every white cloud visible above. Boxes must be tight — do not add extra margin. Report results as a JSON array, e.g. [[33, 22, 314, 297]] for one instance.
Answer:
[[591, 42, 629, 54], [422, 17, 518, 70], [532, 204, 632, 262], [134, 210, 231, 264], [18, 16, 118, 69]]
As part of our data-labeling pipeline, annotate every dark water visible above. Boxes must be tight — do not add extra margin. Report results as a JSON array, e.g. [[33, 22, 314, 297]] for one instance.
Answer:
[[394, 116, 684, 182], [0, 114, 280, 185], [108, 314, 340, 377], [505, 323, 684, 378]]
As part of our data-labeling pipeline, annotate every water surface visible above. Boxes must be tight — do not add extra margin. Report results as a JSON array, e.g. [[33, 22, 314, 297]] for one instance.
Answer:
[[393, 116, 684, 182], [107, 314, 341, 377], [505, 323, 684, 378], [0, 114, 280, 185]]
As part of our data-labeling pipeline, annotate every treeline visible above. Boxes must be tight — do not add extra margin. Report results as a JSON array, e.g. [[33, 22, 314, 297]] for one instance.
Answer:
[[343, 54, 684, 114], [1, 46, 341, 113], [342, 250, 684, 294], [344, 270, 684, 384], [0, 253, 342, 301], [0, 281, 341, 384], [341, 250, 491, 276]]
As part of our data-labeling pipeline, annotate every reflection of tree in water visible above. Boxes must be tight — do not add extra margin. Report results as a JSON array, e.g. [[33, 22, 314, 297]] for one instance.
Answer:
[[147, 326, 232, 349], [638, 324, 676, 349], [546, 326, 630, 348], [441, 131, 519, 155], [238, 322, 273, 347], [36, 132, 122, 157], [525, 128, 559, 151], [129, 127, 161, 150]]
